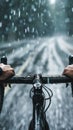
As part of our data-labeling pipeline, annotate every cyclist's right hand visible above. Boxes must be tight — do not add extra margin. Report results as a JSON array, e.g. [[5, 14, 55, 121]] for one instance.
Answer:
[[63, 65, 73, 78]]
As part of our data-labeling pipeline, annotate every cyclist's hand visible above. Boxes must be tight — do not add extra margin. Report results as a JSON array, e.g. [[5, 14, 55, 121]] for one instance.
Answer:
[[0, 63, 15, 81], [63, 65, 73, 78]]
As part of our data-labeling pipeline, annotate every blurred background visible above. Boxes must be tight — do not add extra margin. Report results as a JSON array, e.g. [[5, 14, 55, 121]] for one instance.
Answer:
[[0, 0, 73, 130]]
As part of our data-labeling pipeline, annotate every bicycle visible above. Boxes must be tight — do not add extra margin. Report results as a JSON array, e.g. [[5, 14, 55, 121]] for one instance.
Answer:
[[0, 56, 73, 130]]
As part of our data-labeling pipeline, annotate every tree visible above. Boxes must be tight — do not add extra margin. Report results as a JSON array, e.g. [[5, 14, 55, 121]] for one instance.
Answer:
[[65, 0, 73, 35]]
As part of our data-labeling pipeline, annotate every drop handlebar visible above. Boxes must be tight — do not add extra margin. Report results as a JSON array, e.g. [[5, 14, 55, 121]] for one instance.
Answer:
[[0, 75, 72, 84]]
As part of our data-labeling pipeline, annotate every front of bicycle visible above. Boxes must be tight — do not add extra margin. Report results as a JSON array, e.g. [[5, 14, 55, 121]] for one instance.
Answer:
[[29, 74, 51, 130], [0, 56, 73, 130]]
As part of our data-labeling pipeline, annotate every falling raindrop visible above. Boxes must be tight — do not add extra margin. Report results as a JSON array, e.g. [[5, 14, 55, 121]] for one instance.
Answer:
[[18, 10, 21, 17], [5, 0, 9, 2], [14, 27, 17, 32], [31, 5, 37, 12], [9, 15, 12, 20], [4, 15, 8, 19], [72, 8, 73, 12], [5, 27, 9, 32], [0, 22, 2, 28], [28, 17, 32, 22]]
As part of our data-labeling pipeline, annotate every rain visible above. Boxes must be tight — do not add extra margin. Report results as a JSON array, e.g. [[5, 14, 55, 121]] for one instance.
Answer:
[[0, 0, 73, 130]]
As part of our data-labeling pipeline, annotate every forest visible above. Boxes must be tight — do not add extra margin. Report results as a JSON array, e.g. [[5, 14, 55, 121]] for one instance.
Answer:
[[0, 0, 73, 42]]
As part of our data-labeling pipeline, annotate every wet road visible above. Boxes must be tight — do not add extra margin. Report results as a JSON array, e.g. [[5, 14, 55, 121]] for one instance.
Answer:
[[0, 36, 73, 130]]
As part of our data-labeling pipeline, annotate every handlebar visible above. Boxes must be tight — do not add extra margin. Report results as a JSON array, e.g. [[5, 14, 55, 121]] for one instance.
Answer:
[[0, 74, 73, 113], [0, 75, 72, 84]]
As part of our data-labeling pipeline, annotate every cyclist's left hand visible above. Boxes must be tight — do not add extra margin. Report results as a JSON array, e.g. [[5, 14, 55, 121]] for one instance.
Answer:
[[0, 63, 15, 80]]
